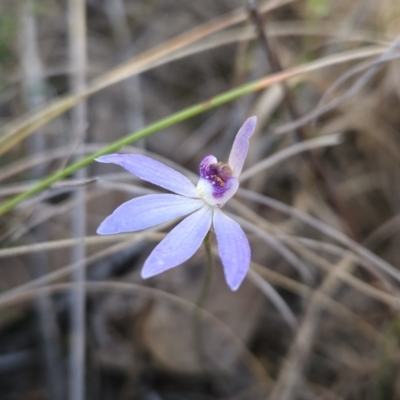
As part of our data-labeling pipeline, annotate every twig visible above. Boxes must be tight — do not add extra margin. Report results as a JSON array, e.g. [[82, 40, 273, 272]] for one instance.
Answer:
[[230, 212, 315, 285], [250, 260, 381, 342], [247, 268, 298, 331], [240, 133, 343, 181], [0, 232, 165, 258], [247, 0, 357, 238], [0, 232, 164, 304], [0, 177, 98, 197], [275, 35, 400, 135], [105, 0, 145, 145], [19, 2, 64, 399], [68, 0, 87, 399], [237, 189, 400, 284]]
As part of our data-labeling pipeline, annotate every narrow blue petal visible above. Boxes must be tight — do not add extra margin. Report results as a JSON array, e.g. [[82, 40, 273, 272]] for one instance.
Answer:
[[213, 209, 250, 291], [97, 194, 204, 234], [228, 116, 257, 178], [141, 206, 212, 278], [96, 154, 198, 197]]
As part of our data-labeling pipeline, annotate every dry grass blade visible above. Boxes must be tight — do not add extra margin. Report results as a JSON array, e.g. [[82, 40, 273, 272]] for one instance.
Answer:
[[247, 268, 298, 330], [250, 262, 381, 342], [269, 255, 356, 400], [67, 0, 87, 398], [0, 233, 159, 302], [0, 45, 386, 166], [0, 281, 272, 388], [0, 233, 164, 258], [237, 189, 400, 284], [316, 54, 400, 111], [275, 35, 400, 135], [229, 194, 400, 310], [230, 211, 315, 285], [18, 2, 64, 399], [0, 0, 294, 156], [240, 133, 343, 182]]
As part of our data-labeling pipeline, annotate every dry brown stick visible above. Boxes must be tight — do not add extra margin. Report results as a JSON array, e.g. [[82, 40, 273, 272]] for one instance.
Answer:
[[19, 2, 64, 398], [247, 0, 357, 239], [67, 1, 87, 398]]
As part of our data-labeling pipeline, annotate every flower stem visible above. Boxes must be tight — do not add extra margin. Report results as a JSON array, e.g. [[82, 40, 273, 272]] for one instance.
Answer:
[[0, 66, 296, 217], [193, 231, 213, 374], [198, 231, 213, 308]]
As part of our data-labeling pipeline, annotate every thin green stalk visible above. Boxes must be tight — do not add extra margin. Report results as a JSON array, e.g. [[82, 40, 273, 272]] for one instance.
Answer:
[[0, 45, 383, 216], [197, 232, 214, 309], [193, 231, 214, 373], [0, 78, 263, 217]]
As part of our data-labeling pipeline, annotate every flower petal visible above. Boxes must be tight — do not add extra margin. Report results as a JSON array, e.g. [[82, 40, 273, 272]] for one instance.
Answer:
[[96, 154, 198, 197], [199, 154, 218, 178], [228, 116, 257, 178], [213, 209, 250, 290], [97, 194, 204, 234], [141, 206, 212, 278]]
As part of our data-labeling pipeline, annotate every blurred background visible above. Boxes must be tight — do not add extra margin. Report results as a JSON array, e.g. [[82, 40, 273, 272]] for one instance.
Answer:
[[1, 0, 400, 399]]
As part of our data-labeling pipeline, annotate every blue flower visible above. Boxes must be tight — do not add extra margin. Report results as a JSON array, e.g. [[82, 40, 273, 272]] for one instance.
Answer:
[[96, 116, 257, 290]]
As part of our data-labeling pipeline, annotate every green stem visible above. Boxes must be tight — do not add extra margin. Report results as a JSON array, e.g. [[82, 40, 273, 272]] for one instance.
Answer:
[[197, 232, 213, 309], [0, 72, 281, 217], [193, 231, 213, 373], [0, 45, 380, 217]]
